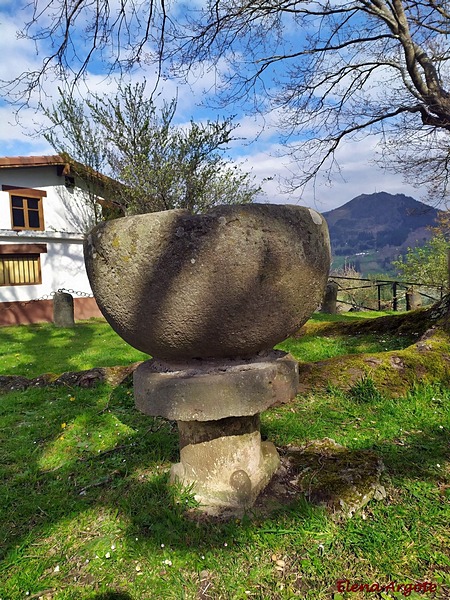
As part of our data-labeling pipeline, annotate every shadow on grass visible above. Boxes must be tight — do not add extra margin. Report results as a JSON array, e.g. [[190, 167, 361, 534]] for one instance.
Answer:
[[0, 380, 259, 565], [89, 593, 133, 600], [0, 320, 148, 379], [0, 322, 97, 378], [0, 379, 448, 567]]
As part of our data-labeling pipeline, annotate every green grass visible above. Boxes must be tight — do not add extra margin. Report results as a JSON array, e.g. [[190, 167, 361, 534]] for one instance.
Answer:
[[0, 315, 449, 599], [0, 319, 149, 379], [276, 312, 415, 363], [308, 310, 397, 321], [0, 312, 412, 379]]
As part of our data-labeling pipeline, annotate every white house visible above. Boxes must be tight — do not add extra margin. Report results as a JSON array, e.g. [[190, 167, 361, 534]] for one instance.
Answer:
[[0, 155, 104, 325]]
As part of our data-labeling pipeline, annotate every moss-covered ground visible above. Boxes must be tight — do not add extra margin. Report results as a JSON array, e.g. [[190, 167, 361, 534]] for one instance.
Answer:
[[277, 298, 450, 396]]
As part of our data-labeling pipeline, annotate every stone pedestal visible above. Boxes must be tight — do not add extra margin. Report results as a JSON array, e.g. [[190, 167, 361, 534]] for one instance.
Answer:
[[134, 351, 299, 509], [173, 418, 280, 508], [85, 203, 331, 513], [406, 289, 422, 311]]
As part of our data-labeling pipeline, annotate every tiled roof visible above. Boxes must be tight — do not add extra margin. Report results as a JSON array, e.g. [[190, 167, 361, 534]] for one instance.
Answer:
[[0, 155, 66, 168], [0, 155, 118, 193]]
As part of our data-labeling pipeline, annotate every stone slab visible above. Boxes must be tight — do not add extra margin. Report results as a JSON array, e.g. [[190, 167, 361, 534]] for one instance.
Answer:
[[134, 350, 299, 421], [53, 291, 75, 327]]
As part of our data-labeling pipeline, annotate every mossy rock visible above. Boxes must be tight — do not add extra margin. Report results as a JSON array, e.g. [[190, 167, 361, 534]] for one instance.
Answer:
[[297, 331, 450, 396], [252, 439, 385, 519], [286, 438, 386, 518]]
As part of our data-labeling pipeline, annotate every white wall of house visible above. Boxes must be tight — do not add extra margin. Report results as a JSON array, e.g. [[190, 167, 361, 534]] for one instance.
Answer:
[[0, 233, 90, 303], [0, 163, 97, 303], [0, 165, 96, 233]]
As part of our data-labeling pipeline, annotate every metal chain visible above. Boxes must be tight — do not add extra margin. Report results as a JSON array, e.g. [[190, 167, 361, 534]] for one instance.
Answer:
[[57, 288, 93, 298], [0, 288, 94, 312]]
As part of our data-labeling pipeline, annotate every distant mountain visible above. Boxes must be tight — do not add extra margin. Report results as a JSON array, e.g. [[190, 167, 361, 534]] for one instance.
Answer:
[[323, 192, 442, 274]]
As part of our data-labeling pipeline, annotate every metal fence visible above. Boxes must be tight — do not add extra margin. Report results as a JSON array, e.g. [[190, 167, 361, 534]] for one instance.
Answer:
[[330, 275, 446, 311]]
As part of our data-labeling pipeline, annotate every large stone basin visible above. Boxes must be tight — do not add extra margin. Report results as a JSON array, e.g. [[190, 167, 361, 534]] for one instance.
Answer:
[[84, 204, 330, 359]]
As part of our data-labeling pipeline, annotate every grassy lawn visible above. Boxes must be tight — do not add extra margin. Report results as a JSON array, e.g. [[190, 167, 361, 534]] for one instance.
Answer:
[[0, 315, 448, 599], [276, 312, 415, 363], [0, 319, 150, 379]]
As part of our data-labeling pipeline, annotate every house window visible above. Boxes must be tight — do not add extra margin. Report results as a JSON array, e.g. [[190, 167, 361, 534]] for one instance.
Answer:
[[0, 255, 42, 286], [2, 186, 47, 231], [0, 244, 47, 286], [11, 195, 44, 230]]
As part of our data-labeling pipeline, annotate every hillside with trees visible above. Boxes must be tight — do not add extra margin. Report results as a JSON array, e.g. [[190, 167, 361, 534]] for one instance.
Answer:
[[324, 193, 442, 274]]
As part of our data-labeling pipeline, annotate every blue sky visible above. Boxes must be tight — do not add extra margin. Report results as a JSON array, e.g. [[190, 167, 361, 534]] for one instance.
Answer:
[[0, 0, 429, 212]]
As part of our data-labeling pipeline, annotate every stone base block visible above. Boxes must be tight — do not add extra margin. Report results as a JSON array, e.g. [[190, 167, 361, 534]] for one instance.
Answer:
[[134, 350, 299, 421], [170, 429, 280, 509]]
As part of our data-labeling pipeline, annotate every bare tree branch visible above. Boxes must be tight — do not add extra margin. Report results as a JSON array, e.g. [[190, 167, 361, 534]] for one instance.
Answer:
[[3, 0, 450, 200]]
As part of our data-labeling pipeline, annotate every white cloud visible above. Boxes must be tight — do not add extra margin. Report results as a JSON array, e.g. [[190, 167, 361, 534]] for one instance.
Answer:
[[0, 11, 41, 83], [233, 135, 429, 213]]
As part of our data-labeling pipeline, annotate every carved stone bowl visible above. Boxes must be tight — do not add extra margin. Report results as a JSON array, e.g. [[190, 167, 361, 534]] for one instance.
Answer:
[[84, 204, 330, 359]]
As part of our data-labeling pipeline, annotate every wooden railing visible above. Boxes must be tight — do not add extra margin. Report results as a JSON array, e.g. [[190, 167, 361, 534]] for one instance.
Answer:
[[329, 276, 446, 311]]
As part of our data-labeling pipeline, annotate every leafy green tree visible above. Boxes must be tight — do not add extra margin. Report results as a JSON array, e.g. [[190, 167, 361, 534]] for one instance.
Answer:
[[393, 235, 450, 289], [43, 82, 261, 217]]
